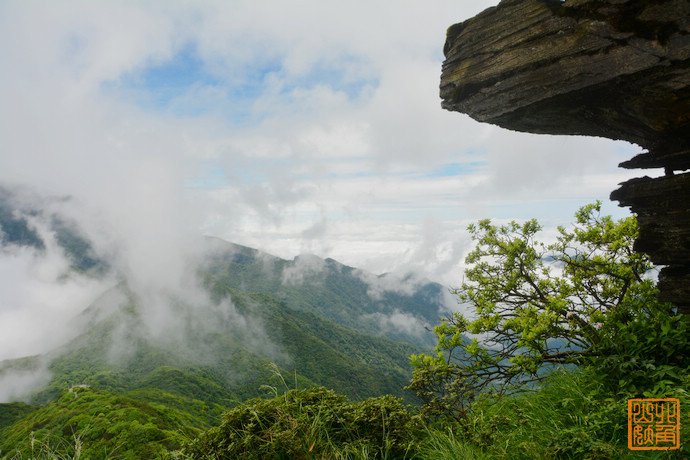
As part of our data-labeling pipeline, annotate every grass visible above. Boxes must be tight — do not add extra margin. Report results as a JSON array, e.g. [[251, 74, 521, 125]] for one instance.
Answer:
[[417, 426, 490, 460], [1, 430, 85, 460], [432, 368, 688, 459], [4, 367, 688, 459]]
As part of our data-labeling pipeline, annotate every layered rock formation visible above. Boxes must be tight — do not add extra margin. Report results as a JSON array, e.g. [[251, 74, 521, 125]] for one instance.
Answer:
[[440, 0, 690, 312]]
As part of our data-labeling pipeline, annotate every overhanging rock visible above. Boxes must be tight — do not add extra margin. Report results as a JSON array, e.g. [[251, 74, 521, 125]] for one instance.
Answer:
[[440, 0, 690, 312]]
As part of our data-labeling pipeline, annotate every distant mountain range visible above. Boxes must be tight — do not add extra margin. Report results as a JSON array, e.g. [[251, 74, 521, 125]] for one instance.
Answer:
[[200, 237, 446, 345], [0, 185, 452, 456]]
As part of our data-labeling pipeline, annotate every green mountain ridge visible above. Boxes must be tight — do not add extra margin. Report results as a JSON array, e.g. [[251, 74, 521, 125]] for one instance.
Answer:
[[0, 187, 446, 348], [0, 188, 448, 458], [15, 283, 421, 405], [202, 237, 444, 347], [0, 268, 429, 457]]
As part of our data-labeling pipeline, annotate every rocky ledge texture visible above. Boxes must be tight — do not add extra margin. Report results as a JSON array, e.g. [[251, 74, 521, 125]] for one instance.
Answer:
[[441, 0, 690, 312]]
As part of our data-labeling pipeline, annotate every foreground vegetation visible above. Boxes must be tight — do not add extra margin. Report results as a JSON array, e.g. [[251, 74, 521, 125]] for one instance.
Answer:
[[182, 366, 688, 459], [3, 365, 687, 459], [1, 204, 688, 459]]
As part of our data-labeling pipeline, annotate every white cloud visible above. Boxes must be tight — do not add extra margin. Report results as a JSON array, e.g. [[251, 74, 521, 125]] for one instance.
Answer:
[[363, 309, 429, 339], [354, 270, 424, 300], [281, 254, 326, 286], [0, 219, 113, 361], [0, 359, 51, 403]]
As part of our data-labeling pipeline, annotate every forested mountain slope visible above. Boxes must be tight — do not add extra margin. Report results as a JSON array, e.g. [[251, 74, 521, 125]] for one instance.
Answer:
[[0, 187, 449, 458]]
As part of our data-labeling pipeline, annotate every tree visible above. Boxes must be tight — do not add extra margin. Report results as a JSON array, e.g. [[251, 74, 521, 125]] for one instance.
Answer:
[[408, 202, 684, 420]]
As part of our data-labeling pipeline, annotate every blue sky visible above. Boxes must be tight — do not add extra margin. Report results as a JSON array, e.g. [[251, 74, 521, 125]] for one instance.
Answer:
[[0, 0, 644, 289]]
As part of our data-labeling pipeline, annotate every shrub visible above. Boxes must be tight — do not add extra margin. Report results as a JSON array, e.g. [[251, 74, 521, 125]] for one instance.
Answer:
[[184, 387, 423, 459]]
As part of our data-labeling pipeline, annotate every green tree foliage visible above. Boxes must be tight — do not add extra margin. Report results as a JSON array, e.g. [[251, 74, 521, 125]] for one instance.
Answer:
[[0, 403, 35, 432], [408, 202, 690, 419], [184, 387, 423, 459], [0, 387, 208, 459]]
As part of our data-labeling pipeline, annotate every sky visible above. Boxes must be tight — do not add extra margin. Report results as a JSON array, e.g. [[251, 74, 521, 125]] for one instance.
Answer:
[[0, 1, 648, 365]]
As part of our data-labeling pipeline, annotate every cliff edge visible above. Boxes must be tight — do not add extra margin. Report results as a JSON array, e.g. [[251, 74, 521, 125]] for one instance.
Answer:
[[441, 0, 690, 311]]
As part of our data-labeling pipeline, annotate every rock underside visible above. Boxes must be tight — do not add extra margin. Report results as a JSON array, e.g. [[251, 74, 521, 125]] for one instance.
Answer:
[[440, 0, 690, 312]]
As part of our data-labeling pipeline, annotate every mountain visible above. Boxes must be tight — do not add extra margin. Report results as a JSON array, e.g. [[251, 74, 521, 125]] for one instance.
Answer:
[[14, 282, 422, 406], [201, 237, 445, 347], [0, 185, 446, 348], [0, 186, 452, 457], [0, 279, 426, 457]]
